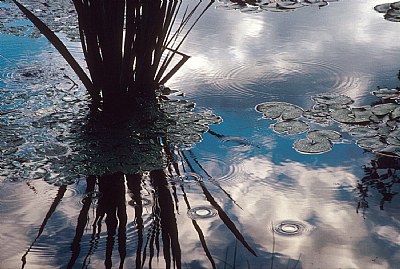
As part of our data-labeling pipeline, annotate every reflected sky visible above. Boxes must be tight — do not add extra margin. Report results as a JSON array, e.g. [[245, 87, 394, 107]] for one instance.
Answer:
[[168, 0, 400, 109], [1, 0, 400, 268]]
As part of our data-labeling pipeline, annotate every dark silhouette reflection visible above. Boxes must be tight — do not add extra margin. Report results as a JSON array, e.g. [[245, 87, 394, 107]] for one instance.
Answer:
[[72, 0, 213, 111], [357, 156, 400, 214]]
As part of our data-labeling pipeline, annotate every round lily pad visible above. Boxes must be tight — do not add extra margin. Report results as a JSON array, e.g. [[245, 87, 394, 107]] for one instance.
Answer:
[[255, 102, 304, 120], [356, 137, 386, 151], [374, 3, 392, 13], [293, 137, 333, 154], [349, 127, 379, 137], [386, 136, 400, 146], [371, 88, 400, 99], [371, 103, 398, 116], [378, 145, 400, 158], [312, 94, 353, 106], [272, 120, 309, 135], [306, 129, 342, 142], [331, 107, 373, 124], [390, 106, 400, 119]]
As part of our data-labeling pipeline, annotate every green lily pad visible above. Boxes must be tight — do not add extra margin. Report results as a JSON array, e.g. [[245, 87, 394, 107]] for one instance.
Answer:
[[390, 106, 400, 119], [293, 137, 333, 154], [371, 103, 398, 116], [386, 136, 400, 146], [371, 88, 400, 99], [349, 127, 379, 137], [312, 94, 353, 106], [374, 3, 392, 13], [255, 102, 304, 120], [306, 129, 342, 142], [356, 137, 386, 151], [386, 8, 400, 22], [272, 120, 309, 135], [331, 107, 373, 124], [378, 145, 400, 158]]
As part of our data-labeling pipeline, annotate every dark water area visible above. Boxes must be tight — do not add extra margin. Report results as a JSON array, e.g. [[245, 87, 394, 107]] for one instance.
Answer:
[[1, 0, 400, 268]]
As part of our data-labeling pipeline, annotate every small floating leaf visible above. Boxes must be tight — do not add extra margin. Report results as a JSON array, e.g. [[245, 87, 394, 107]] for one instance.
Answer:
[[356, 137, 386, 151], [272, 120, 309, 135], [378, 145, 400, 157], [371, 103, 398, 116], [391, 106, 400, 119], [386, 136, 400, 146], [349, 127, 379, 137], [306, 129, 342, 142], [293, 137, 333, 154], [312, 94, 353, 106], [331, 107, 373, 124], [374, 3, 392, 13], [371, 88, 400, 99], [255, 102, 304, 120]]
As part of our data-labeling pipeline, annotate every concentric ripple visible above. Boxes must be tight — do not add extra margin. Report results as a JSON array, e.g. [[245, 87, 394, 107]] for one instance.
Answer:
[[187, 206, 218, 220], [272, 220, 313, 236]]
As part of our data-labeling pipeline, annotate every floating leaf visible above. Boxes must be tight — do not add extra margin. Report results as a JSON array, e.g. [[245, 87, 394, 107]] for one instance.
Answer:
[[306, 129, 341, 142], [356, 137, 386, 151], [371, 103, 398, 116], [312, 94, 353, 106], [349, 127, 379, 137], [293, 137, 333, 154], [391, 106, 400, 119], [386, 136, 400, 146], [378, 145, 400, 157], [374, 3, 392, 13], [272, 120, 309, 135], [255, 102, 304, 120], [385, 8, 400, 22], [371, 88, 400, 99], [331, 107, 373, 124]]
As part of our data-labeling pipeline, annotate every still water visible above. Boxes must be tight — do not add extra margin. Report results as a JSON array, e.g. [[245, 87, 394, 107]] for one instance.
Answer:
[[1, 0, 400, 268]]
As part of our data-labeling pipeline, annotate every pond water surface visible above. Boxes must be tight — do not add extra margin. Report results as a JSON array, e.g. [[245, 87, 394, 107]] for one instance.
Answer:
[[1, 0, 400, 268]]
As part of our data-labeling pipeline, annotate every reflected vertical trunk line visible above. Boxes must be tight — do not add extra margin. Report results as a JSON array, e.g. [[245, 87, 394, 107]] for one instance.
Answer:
[[151, 169, 182, 269], [21, 185, 68, 269], [180, 184, 217, 269], [187, 150, 243, 210], [126, 174, 144, 269], [66, 176, 96, 269], [180, 152, 257, 257]]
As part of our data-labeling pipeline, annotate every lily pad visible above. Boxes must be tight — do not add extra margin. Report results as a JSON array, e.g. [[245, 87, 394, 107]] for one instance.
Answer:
[[371, 88, 400, 99], [374, 3, 392, 13], [312, 94, 353, 106], [256, 102, 304, 120], [306, 129, 342, 142], [391, 106, 400, 119], [385, 8, 400, 22], [371, 103, 398, 116], [386, 136, 400, 146], [293, 137, 333, 154], [356, 137, 386, 151], [272, 120, 309, 135], [378, 145, 400, 158], [331, 107, 373, 124], [349, 127, 379, 137]]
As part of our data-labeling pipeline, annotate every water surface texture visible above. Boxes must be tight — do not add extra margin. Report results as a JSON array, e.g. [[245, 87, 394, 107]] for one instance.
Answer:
[[1, 0, 400, 268]]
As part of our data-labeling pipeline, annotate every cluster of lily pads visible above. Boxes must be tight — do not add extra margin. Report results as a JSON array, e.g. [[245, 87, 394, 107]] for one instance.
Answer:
[[216, 0, 339, 13], [256, 87, 400, 157], [0, 0, 79, 39], [374, 1, 400, 22], [0, 59, 221, 185]]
